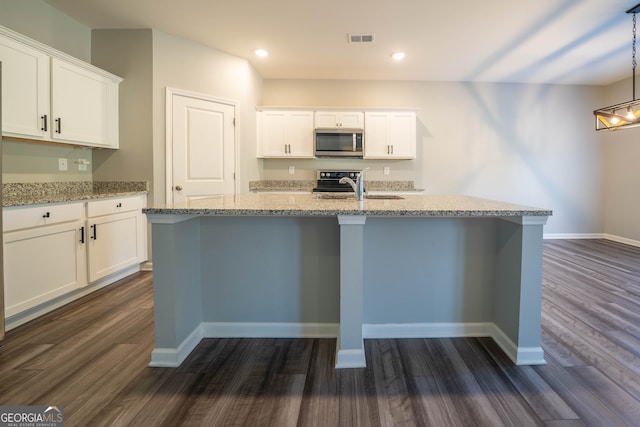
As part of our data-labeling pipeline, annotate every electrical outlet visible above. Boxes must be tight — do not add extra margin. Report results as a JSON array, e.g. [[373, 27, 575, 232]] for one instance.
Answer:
[[79, 162, 87, 171], [288, 166, 295, 175], [383, 166, 390, 175], [58, 158, 68, 171]]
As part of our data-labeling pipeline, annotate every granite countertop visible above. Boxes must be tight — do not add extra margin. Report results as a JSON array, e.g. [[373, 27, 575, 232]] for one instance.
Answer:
[[249, 180, 423, 192], [143, 193, 552, 218], [3, 181, 149, 207]]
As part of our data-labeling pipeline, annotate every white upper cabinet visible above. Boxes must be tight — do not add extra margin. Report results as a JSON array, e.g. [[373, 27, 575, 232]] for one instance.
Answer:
[[364, 112, 416, 159], [0, 35, 50, 140], [258, 110, 315, 158], [314, 111, 364, 129], [0, 25, 122, 149], [51, 58, 119, 148]]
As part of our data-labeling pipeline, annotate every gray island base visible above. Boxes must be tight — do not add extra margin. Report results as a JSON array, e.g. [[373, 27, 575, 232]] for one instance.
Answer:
[[144, 194, 552, 369]]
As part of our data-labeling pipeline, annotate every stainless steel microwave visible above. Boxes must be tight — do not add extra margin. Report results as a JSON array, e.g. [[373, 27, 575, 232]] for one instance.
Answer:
[[314, 128, 363, 158]]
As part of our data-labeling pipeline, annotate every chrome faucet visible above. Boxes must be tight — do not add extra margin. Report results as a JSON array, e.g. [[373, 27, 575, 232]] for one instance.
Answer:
[[339, 169, 368, 201]]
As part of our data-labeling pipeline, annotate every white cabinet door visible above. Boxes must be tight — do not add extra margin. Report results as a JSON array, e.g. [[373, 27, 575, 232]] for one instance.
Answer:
[[86, 196, 147, 283], [3, 219, 87, 317], [0, 34, 50, 139], [314, 111, 363, 129], [286, 111, 314, 157], [364, 112, 416, 159], [259, 111, 287, 157], [51, 58, 119, 148], [258, 111, 314, 158]]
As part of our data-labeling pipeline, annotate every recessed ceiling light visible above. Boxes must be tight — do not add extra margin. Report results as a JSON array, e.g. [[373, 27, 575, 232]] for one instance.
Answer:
[[391, 52, 405, 61], [254, 49, 269, 57]]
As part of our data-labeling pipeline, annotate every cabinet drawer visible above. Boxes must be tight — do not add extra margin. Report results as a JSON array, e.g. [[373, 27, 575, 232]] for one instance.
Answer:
[[87, 195, 145, 218], [3, 202, 84, 232]]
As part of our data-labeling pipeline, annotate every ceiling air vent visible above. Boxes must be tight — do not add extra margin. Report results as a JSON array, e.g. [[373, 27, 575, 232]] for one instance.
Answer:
[[348, 33, 375, 43]]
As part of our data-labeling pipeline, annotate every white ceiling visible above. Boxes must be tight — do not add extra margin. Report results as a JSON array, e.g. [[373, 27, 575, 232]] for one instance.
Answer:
[[44, 0, 640, 85]]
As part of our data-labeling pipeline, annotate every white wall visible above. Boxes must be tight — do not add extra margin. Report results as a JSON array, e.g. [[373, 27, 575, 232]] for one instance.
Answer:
[[262, 80, 605, 235], [151, 30, 263, 204], [601, 76, 640, 243]]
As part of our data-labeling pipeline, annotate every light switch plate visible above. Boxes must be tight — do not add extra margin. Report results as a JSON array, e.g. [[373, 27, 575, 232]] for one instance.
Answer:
[[58, 158, 68, 171]]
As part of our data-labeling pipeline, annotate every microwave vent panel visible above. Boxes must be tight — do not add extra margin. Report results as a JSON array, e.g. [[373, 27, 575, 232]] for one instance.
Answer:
[[348, 33, 375, 43]]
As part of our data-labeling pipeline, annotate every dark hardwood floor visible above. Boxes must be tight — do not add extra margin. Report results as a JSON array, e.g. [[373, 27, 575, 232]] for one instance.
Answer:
[[1, 239, 639, 426]]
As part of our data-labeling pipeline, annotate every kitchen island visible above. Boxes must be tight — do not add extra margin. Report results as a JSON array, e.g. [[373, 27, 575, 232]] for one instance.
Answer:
[[144, 193, 551, 368]]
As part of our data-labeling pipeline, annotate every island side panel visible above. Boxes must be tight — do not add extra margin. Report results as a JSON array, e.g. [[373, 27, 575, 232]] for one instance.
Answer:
[[198, 216, 340, 330], [362, 218, 497, 331], [494, 216, 547, 365], [336, 215, 367, 368], [148, 216, 203, 367]]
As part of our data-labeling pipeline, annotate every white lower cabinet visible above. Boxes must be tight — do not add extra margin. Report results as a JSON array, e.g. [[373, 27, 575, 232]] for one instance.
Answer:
[[2, 195, 147, 318], [3, 217, 87, 317], [87, 196, 147, 282]]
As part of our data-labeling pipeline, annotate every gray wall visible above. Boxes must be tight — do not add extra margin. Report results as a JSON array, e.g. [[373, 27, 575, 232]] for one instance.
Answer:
[[151, 29, 263, 205], [0, 0, 94, 183], [0, 0, 90, 61], [90, 30, 154, 200], [601, 75, 640, 242], [262, 80, 605, 236]]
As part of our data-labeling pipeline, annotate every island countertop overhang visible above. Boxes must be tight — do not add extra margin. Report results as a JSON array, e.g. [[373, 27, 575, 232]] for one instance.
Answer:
[[143, 193, 552, 218]]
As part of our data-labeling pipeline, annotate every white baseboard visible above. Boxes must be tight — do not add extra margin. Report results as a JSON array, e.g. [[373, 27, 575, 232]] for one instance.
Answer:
[[543, 233, 640, 248], [148, 322, 339, 368], [5, 264, 141, 331], [491, 325, 546, 365], [543, 233, 605, 240], [335, 348, 367, 369], [363, 322, 493, 338], [146, 321, 547, 368], [149, 324, 204, 367], [603, 234, 640, 248], [201, 322, 340, 338]]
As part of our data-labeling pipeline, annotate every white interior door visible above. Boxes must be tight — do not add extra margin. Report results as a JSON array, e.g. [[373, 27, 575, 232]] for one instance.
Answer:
[[169, 90, 236, 203]]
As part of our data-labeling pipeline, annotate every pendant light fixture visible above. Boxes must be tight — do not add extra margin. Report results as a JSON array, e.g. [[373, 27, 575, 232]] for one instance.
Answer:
[[594, 3, 640, 131]]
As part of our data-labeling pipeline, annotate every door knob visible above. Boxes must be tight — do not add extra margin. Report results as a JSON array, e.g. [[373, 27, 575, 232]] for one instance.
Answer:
[[175, 185, 183, 191]]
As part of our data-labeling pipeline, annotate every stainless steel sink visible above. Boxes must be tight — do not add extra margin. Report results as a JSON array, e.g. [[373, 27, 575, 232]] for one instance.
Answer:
[[365, 194, 404, 200], [314, 194, 353, 200], [314, 194, 404, 200]]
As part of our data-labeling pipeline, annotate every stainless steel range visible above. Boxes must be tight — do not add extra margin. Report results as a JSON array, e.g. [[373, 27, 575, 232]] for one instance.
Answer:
[[312, 170, 361, 192]]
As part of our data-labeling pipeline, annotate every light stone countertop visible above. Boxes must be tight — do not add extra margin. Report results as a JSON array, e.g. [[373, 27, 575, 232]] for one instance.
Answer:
[[2, 181, 149, 207], [143, 193, 552, 218]]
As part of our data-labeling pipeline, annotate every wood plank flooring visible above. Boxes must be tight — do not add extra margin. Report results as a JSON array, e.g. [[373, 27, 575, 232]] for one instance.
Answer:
[[1, 239, 639, 426]]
